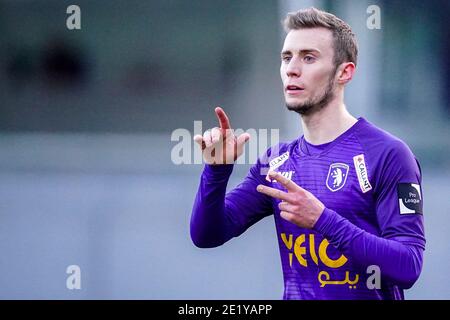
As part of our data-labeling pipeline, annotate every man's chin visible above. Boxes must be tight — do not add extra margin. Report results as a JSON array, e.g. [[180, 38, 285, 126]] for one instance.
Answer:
[[285, 103, 314, 116], [285, 97, 303, 108]]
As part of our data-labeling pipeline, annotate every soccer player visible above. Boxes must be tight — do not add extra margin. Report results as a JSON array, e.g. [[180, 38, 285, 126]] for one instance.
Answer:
[[190, 8, 425, 300]]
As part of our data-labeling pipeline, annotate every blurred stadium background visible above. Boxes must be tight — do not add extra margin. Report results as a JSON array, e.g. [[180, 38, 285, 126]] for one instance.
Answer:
[[0, 0, 449, 299]]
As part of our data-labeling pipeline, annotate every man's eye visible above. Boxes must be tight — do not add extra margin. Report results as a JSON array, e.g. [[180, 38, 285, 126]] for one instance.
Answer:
[[304, 56, 315, 63], [282, 56, 291, 63]]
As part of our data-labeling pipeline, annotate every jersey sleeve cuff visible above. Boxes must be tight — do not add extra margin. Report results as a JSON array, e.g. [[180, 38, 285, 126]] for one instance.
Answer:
[[312, 207, 337, 236]]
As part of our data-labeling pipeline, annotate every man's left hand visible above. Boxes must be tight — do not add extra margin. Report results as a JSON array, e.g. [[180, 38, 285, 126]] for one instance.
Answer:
[[256, 171, 325, 229]]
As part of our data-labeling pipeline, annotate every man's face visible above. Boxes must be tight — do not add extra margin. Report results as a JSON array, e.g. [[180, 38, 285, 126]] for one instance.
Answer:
[[280, 27, 337, 116]]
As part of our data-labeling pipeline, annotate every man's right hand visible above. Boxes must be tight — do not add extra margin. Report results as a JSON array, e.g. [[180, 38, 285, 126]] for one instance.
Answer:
[[193, 107, 250, 165]]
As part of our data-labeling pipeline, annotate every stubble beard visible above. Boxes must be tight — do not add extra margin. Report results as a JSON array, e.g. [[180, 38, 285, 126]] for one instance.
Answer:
[[286, 71, 337, 116]]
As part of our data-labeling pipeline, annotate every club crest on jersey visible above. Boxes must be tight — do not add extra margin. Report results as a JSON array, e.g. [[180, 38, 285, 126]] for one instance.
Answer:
[[326, 163, 349, 192]]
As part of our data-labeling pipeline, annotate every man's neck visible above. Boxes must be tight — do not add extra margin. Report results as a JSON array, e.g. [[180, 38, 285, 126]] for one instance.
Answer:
[[300, 96, 357, 145]]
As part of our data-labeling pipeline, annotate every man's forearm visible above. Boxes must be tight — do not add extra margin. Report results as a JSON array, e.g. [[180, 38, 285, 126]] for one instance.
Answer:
[[190, 164, 235, 248], [313, 208, 424, 289]]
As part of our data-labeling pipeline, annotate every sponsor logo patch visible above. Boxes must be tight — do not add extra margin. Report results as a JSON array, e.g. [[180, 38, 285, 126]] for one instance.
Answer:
[[266, 151, 290, 181], [353, 154, 372, 193], [398, 183, 423, 214], [269, 151, 289, 169], [270, 171, 295, 183]]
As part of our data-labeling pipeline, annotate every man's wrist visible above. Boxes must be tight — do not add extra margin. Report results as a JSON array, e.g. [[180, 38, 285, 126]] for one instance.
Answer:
[[312, 207, 335, 234], [203, 163, 234, 181]]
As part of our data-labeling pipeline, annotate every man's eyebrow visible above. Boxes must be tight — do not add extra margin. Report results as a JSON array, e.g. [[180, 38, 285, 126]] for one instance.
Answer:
[[281, 49, 321, 55]]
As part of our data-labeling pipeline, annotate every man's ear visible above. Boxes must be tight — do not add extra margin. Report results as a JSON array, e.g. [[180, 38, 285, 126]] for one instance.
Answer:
[[336, 62, 356, 84]]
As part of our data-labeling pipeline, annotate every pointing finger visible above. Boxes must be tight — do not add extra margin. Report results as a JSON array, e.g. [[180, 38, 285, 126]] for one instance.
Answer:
[[215, 107, 231, 130], [268, 171, 301, 193]]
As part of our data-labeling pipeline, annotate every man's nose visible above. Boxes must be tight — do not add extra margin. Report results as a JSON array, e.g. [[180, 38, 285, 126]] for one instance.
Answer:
[[286, 58, 301, 77]]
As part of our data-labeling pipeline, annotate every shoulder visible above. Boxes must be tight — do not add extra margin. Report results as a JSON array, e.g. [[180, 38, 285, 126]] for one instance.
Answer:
[[252, 139, 299, 178], [354, 118, 421, 185], [354, 118, 417, 163]]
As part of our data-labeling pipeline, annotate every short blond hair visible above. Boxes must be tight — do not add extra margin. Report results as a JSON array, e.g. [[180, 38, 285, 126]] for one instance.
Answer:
[[283, 7, 358, 68]]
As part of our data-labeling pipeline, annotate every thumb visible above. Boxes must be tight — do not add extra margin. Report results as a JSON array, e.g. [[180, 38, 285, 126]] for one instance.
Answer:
[[236, 133, 250, 153]]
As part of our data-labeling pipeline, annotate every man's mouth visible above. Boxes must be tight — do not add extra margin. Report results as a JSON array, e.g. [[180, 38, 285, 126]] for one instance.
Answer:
[[285, 85, 305, 95]]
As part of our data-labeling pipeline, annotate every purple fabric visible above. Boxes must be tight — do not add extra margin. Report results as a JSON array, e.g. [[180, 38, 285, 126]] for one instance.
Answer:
[[190, 117, 425, 299]]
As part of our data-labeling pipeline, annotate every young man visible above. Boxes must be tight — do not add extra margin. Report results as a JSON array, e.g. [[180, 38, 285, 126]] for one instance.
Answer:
[[190, 8, 425, 300]]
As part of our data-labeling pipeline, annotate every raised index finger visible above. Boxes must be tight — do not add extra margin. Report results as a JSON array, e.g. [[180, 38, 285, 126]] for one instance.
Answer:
[[215, 107, 231, 130], [268, 171, 301, 193]]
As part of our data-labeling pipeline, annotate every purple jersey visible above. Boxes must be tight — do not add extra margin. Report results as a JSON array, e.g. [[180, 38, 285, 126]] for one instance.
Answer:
[[190, 117, 425, 299]]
